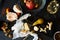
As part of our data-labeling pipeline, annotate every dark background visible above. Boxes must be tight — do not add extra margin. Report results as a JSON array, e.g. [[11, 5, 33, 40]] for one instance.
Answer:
[[0, 0, 60, 40]]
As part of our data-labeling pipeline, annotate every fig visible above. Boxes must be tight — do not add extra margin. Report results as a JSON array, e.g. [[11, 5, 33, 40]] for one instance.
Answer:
[[26, 1, 35, 10]]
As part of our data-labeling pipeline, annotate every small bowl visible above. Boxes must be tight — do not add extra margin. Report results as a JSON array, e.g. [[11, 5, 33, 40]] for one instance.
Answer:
[[17, 0, 46, 12], [53, 31, 60, 40]]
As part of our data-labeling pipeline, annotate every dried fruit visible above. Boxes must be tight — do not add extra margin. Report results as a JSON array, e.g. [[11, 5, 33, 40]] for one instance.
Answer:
[[24, 23, 30, 31], [26, 0, 35, 10]]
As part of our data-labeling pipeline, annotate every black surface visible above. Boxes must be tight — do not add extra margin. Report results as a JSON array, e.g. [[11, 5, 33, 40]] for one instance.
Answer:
[[0, 31, 12, 40], [0, 0, 60, 40]]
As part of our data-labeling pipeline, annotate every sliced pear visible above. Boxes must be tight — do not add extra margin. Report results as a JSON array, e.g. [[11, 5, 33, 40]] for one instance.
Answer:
[[24, 23, 30, 31], [33, 18, 44, 26], [13, 4, 22, 13]]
